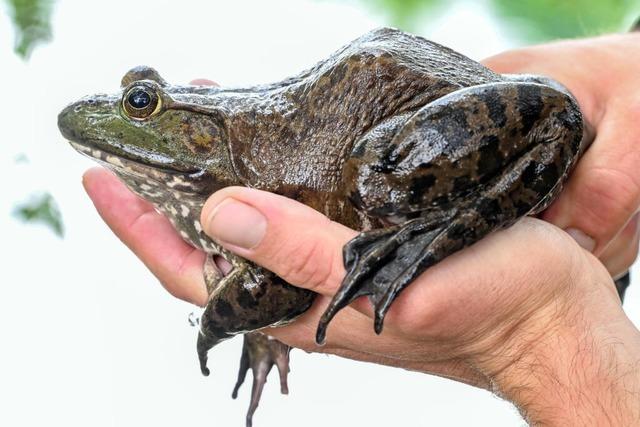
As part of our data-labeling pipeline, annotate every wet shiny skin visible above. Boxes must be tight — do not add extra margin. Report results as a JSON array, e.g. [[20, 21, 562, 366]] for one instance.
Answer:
[[58, 28, 584, 426]]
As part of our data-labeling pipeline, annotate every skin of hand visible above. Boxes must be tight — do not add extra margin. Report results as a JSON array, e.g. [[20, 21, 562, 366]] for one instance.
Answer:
[[482, 32, 640, 278], [83, 168, 640, 425], [80, 33, 640, 424]]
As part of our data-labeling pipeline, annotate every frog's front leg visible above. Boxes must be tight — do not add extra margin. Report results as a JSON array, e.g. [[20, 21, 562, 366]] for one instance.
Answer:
[[317, 81, 584, 343], [197, 262, 313, 375], [195, 257, 312, 425]]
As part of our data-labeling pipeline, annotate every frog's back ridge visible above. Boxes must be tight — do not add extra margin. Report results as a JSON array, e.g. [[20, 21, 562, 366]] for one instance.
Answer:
[[235, 28, 501, 95], [221, 28, 504, 198]]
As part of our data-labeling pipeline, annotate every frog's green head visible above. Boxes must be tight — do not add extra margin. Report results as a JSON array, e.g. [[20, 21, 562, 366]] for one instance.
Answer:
[[58, 66, 238, 194]]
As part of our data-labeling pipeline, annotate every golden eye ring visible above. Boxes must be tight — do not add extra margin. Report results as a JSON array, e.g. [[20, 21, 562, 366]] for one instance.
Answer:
[[122, 85, 162, 120]]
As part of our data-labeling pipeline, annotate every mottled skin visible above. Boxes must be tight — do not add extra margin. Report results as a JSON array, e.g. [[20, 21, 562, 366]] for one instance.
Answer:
[[59, 28, 587, 425]]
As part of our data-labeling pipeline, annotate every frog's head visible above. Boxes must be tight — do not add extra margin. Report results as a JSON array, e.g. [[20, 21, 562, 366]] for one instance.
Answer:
[[58, 66, 238, 194]]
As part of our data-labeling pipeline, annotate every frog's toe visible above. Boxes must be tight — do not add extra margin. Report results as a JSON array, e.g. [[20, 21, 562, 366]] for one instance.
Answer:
[[232, 342, 251, 399], [316, 217, 449, 344], [615, 271, 631, 302], [197, 331, 220, 376], [233, 333, 292, 427]]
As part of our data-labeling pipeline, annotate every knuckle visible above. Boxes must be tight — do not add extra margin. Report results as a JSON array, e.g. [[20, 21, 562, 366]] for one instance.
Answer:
[[575, 165, 640, 234]]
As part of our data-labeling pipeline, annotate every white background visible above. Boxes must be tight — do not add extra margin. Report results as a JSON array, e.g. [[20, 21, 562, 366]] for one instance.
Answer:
[[1, 1, 638, 426]]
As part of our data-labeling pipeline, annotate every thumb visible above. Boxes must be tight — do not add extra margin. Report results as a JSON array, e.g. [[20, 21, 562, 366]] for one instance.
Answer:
[[200, 187, 356, 296]]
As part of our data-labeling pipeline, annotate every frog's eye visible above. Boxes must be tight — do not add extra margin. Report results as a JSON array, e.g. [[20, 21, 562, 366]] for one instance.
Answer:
[[123, 86, 161, 120]]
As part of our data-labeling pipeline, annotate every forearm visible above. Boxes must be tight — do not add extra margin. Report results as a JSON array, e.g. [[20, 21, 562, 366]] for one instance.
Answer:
[[485, 277, 640, 426]]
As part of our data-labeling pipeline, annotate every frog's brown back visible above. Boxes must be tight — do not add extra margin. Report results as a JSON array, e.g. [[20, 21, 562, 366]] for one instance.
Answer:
[[224, 28, 502, 227]]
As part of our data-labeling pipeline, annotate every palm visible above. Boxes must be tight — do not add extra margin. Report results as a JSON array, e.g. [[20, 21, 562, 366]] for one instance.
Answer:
[[83, 166, 609, 389]]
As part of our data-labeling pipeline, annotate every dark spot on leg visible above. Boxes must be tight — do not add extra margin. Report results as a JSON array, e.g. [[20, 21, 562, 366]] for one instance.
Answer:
[[237, 288, 258, 310], [525, 162, 560, 195], [517, 85, 544, 136], [477, 135, 502, 174], [484, 87, 507, 127], [475, 197, 501, 219], [453, 175, 472, 193], [521, 162, 537, 187], [408, 174, 436, 204], [215, 300, 235, 318], [436, 108, 471, 151]]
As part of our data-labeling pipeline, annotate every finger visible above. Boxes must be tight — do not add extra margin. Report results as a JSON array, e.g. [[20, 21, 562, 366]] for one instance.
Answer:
[[199, 186, 357, 297], [542, 108, 640, 255], [82, 167, 208, 305], [189, 79, 219, 86], [599, 213, 640, 278], [266, 297, 491, 389]]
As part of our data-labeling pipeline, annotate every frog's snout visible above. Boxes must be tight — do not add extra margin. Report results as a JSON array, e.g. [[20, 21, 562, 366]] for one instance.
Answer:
[[57, 103, 79, 141], [58, 99, 99, 141], [58, 94, 120, 143]]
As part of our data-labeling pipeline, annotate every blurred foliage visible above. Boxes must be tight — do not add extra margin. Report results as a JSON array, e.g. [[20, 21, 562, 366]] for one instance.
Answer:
[[364, 0, 446, 29], [352, 0, 639, 41], [491, 0, 639, 42], [4, 0, 61, 235], [13, 192, 64, 237], [4, 0, 55, 59]]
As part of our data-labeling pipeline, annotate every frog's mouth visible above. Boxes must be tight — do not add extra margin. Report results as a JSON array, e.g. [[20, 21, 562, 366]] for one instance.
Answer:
[[69, 141, 214, 194]]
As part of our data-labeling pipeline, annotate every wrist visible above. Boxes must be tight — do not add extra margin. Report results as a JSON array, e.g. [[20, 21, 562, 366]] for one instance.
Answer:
[[474, 262, 640, 425]]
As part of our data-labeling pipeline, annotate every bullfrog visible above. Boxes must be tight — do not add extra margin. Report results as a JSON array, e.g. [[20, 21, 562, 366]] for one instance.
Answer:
[[58, 28, 586, 426]]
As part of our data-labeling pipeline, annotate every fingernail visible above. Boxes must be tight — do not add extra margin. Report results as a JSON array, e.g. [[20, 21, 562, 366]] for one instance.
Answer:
[[203, 199, 266, 249], [565, 228, 596, 252]]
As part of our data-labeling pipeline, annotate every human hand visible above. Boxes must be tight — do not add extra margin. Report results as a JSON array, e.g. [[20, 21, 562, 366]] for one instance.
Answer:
[[482, 32, 640, 278], [83, 168, 640, 425]]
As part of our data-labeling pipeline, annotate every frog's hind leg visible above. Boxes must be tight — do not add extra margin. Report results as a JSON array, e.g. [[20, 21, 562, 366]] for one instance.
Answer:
[[317, 80, 585, 343], [316, 216, 450, 342], [316, 215, 458, 343], [232, 333, 292, 427], [319, 104, 583, 343]]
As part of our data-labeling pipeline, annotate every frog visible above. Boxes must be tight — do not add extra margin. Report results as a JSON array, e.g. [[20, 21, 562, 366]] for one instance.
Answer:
[[58, 28, 587, 426]]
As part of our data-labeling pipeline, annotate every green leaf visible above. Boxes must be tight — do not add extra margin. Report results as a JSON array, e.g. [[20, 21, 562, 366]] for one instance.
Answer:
[[352, 0, 447, 30], [4, 0, 55, 59], [13, 192, 64, 237], [489, 0, 640, 42]]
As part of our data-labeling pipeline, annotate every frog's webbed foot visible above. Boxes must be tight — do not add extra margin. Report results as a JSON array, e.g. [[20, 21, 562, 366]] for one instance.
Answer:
[[317, 215, 462, 343], [232, 332, 291, 427]]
